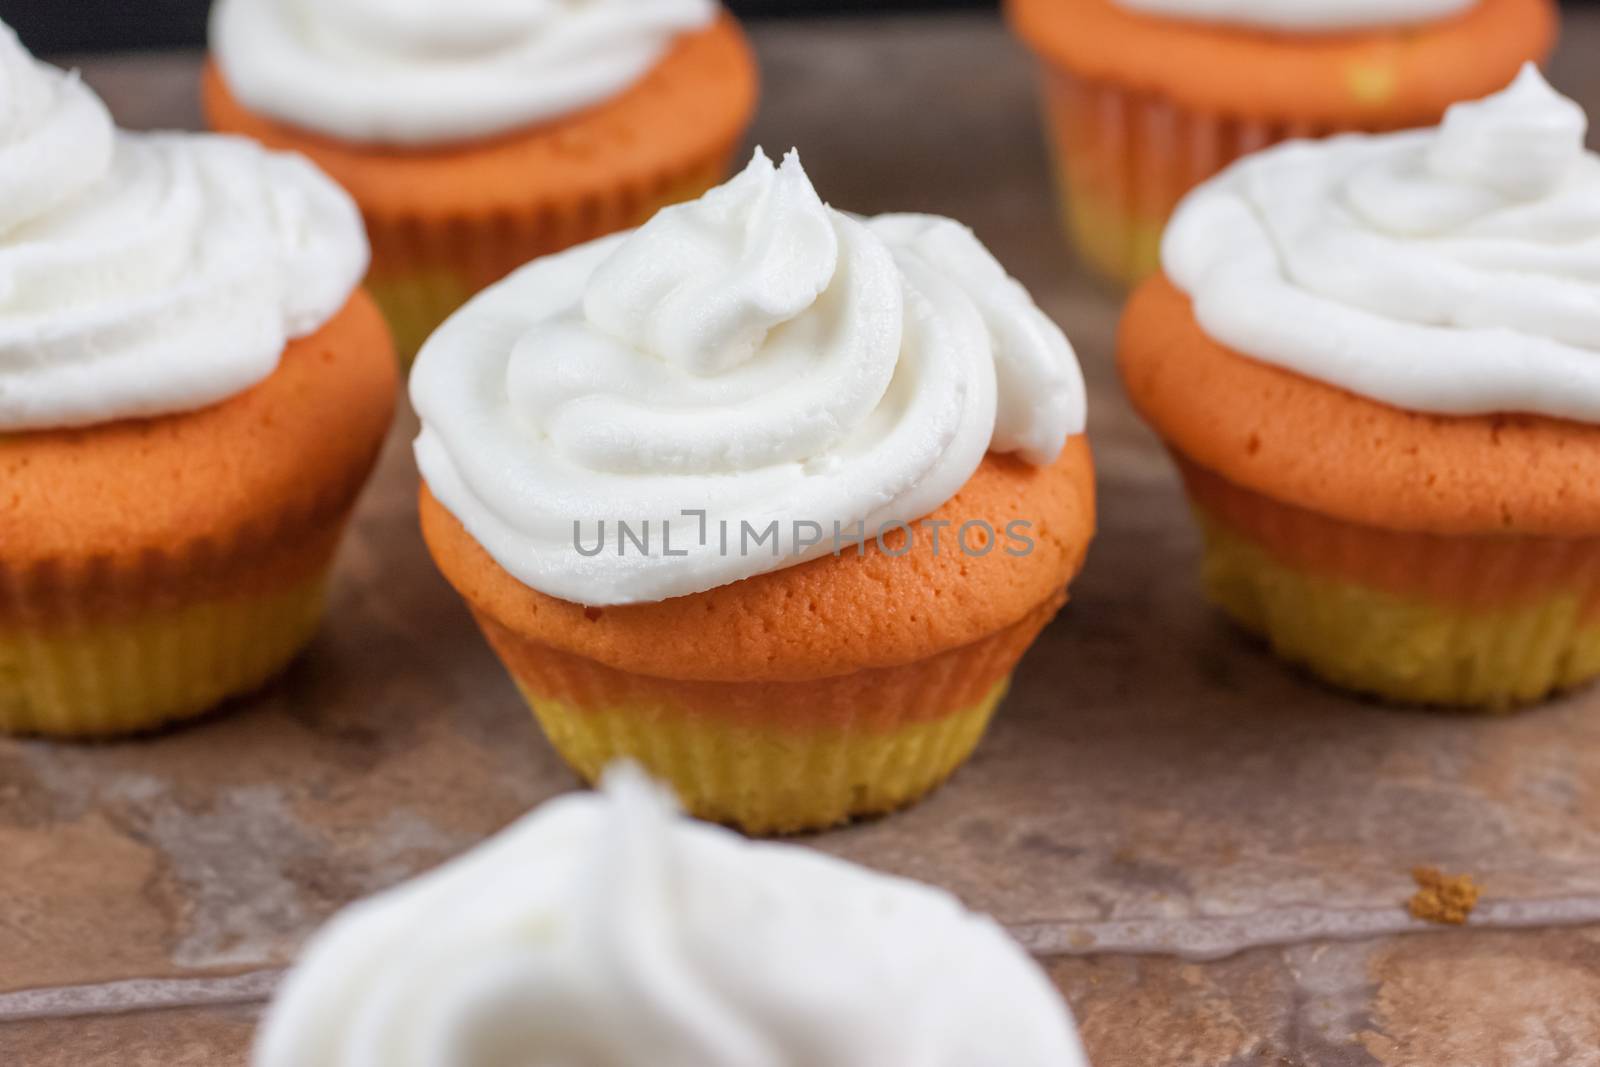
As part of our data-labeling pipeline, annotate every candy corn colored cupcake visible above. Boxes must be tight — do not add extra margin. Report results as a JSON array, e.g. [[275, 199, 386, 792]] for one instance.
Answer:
[[414, 150, 1094, 833], [204, 0, 759, 361], [256, 765, 1090, 1066], [1008, 0, 1558, 285], [0, 26, 395, 737], [1120, 68, 1600, 712]]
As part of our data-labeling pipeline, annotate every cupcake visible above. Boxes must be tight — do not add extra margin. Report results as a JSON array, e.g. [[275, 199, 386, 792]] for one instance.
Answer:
[[204, 0, 759, 361], [0, 25, 396, 737], [413, 150, 1094, 833], [1119, 67, 1600, 711], [1008, 0, 1558, 285], [254, 763, 1090, 1066]]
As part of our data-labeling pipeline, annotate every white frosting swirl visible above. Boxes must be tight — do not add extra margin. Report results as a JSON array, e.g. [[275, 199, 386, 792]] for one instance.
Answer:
[[254, 765, 1089, 1067], [1163, 66, 1600, 422], [0, 25, 368, 432], [209, 0, 718, 146], [412, 150, 1084, 605], [1114, 0, 1476, 32], [0, 25, 111, 235]]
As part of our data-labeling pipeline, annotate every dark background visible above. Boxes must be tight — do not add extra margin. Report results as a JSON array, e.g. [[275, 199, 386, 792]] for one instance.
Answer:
[[4, 0, 1588, 53], [2, 1, 996, 53]]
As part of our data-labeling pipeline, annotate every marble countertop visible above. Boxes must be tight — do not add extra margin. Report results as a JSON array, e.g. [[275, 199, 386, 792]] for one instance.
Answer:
[[5, 12, 1600, 1066]]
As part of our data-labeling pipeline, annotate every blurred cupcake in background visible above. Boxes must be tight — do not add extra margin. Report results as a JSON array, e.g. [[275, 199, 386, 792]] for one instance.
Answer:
[[0, 23, 395, 737], [204, 0, 759, 361], [1008, 0, 1558, 285], [1119, 67, 1600, 711], [255, 763, 1090, 1067], [413, 149, 1094, 833]]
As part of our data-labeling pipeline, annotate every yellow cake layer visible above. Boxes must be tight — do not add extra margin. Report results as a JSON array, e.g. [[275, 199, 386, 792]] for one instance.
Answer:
[[515, 678, 1010, 835], [365, 269, 472, 366], [0, 579, 327, 737], [1199, 515, 1600, 711], [1057, 178, 1166, 287]]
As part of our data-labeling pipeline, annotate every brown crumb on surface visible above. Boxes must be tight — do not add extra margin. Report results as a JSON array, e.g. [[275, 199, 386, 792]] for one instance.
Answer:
[[1407, 867, 1481, 925]]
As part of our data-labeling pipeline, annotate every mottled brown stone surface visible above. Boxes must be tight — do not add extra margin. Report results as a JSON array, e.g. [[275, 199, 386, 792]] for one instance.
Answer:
[[4, 12, 1600, 1066], [1, 1007, 257, 1067]]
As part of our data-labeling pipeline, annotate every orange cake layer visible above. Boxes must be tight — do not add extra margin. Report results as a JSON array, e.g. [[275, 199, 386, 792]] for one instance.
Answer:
[[0, 521, 347, 633], [420, 438, 1097, 684], [1118, 276, 1600, 538], [479, 596, 1060, 732], [1179, 455, 1600, 615], [200, 18, 759, 223], [1008, 0, 1556, 127], [0, 292, 397, 626]]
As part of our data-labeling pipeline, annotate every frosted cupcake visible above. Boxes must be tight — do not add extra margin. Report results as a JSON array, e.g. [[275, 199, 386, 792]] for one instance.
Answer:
[[1008, 0, 1558, 284], [414, 150, 1095, 832], [0, 24, 396, 736], [255, 764, 1090, 1066], [1119, 68, 1600, 711], [204, 0, 758, 361]]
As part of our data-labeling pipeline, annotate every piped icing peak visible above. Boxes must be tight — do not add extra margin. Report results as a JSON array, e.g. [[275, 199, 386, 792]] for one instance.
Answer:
[[1427, 63, 1588, 199], [1162, 67, 1600, 422], [412, 149, 1085, 605], [253, 764, 1090, 1067], [209, 0, 718, 146], [585, 151, 840, 377], [0, 21, 367, 432], [1113, 0, 1477, 33]]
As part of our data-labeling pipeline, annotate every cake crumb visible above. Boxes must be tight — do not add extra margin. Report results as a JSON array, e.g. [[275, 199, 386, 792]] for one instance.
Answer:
[[1407, 867, 1480, 925]]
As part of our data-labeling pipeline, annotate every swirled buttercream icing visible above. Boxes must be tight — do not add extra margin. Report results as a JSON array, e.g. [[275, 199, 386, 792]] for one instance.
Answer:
[[411, 149, 1085, 605], [0, 23, 367, 432], [209, 0, 719, 146], [1113, 0, 1476, 32], [0, 24, 110, 234], [254, 764, 1090, 1067], [1162, 65, 1600, 422]]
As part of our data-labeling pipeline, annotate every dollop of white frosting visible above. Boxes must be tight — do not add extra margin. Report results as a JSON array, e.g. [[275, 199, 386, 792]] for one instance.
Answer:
[[412, 150, 1084, 605], [0, 24, 368, 432], [209, 0, 718, 146], [1163, 65, 1600, 422], [0, 24, 111, 234], [1114, 0, 1475, 32], [254, 765, 1089, 1067]]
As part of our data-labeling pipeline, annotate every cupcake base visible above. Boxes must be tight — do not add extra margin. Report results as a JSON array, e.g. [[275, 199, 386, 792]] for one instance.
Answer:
[[520, 680, 1006, 836], [474, 603, 1056, 835], [0, 577, 326, 738], [1200, 514, 1600, 710], [418, 441, 1095, 835], [1180, 456, 1600, 712]]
